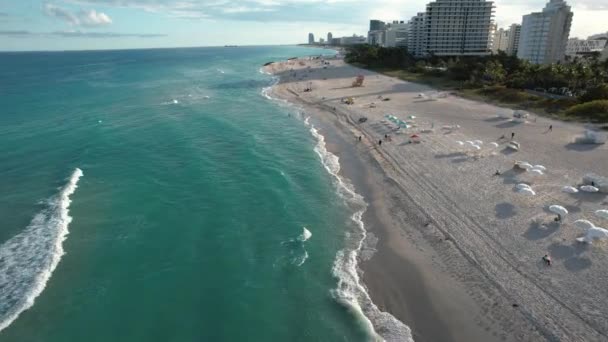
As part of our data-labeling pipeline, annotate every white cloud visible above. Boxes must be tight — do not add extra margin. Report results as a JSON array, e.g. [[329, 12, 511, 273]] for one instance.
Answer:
[[61, 0, 608, 37], [44, 4, 112, 27]]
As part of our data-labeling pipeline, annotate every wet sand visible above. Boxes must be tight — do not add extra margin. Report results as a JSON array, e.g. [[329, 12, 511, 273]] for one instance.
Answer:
[[265, 57, 608, 342]]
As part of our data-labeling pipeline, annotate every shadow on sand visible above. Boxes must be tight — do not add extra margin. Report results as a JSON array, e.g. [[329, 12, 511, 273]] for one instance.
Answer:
[[564, 142, 603, 151], [523, 221, 560, 240], [548, 241, 591, 272], [495, 202, 517, 219]]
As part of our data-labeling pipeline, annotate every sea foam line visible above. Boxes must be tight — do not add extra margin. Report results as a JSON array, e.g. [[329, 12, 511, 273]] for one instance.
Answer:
[[0, 168, 83, 332], [261, 69, 413, 341], [308, 124, 414, 342]]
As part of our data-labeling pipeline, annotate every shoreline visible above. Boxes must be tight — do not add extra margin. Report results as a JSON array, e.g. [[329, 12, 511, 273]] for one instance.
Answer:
[[265, 57, 608, 342]]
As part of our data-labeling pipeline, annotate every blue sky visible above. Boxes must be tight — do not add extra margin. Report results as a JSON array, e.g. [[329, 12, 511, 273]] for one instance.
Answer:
[[0, 0, 606, 51]]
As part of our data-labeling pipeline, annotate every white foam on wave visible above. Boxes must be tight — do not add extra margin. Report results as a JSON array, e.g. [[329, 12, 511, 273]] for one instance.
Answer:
[[307, 122, 414, 342], [261, 75, 280, 101], [298, 227, 312, 242], [0, 168, 83, 332], [260, 67, 413, 340]]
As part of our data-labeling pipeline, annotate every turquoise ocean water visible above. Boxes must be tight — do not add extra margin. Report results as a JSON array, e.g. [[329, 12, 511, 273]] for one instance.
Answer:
[[0, 46, 409, 341]]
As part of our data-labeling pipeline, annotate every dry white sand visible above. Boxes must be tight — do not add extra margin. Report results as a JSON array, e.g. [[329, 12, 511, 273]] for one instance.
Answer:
[[266, 57, 608, 342]]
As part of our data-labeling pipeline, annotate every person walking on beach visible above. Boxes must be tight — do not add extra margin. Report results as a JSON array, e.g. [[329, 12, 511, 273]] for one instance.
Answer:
[[542, 254, 552, 266], [511, 132, 515, 140], [358, 135, 362, 142], [378, 140, 382, 146], [549, 125, 553, 132]]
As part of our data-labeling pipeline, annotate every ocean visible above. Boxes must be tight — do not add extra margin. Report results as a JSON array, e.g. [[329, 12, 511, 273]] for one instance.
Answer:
[[0, 46, 406, 341]]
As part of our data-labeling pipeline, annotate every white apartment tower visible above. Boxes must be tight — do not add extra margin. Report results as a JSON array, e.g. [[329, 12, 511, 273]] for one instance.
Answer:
[[505, 24, 521, 56], [492, 28, 509, 53], [517, 0, 573, 64], [308, 33, 315, 44], [424, 0, 495, 56], [407, 13, 427, 57]]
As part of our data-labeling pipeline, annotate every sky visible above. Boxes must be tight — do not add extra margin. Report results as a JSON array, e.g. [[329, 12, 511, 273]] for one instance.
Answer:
[[0, 0, 606, 51]]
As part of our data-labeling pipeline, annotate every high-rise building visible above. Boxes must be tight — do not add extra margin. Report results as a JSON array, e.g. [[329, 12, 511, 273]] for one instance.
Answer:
[[327, 32, 333, 43], [385, 21, 409, 47], [492, 27, 509, 53], [424, 0, 494, 56], [565, 38, 607, 57], [505, 24, 521, 56], [340, 34, 367, 45], [407, 13, 427, 57], [308, 33, 315, 44], [517, 0, 573, 64], [368, 19, 387, 46], [369, 20, 386, 31]]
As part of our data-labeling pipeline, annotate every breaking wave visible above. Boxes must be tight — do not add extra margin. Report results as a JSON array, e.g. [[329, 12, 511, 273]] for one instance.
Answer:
[[261, 66, 413, 341], [308, 123, 414, 342], [0, 168, 83, 332]]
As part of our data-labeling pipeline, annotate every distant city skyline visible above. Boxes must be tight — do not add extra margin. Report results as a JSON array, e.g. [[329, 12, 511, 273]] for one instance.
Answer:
[[0, 0, 607, 51]]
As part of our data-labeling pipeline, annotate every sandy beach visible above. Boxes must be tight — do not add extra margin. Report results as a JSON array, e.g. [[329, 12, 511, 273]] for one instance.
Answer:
[[265, 57, 608, 342]]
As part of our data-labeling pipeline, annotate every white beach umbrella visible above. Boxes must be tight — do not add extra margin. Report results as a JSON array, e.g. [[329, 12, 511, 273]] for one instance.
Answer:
[[515, 183, 532, 190], [473, 140, 483, 145], [470, 144, 481, 150], [574, 219, 596, 230], [580, 185, 600, 193], [549, 205, 568, 218], [533, 165, 546, 171], [562, 186, 579, 194], [466, 140, 475, 145], [455, 140, 464, 146], [595, 210, 608, 220], [518, 188, 536, 196], [489, 142, 499, 148], [529, 169, 544, 176], [577, 226, 608, 244], [519, 162, 533, 170]]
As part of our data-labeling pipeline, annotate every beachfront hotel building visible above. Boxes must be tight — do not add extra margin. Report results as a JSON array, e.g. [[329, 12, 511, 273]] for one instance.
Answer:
[[385, 21, 410, 47], [424, 0, 495, 56], [308, 33, 315, 44], [565, 38, 607, 57], [327, 32, 333, 44], [491, 27, 509, 53], [505, 24, 521, 56], [407, 13, 427, 57], [517, 0, 573, 64], [491, 24, 521, 56]]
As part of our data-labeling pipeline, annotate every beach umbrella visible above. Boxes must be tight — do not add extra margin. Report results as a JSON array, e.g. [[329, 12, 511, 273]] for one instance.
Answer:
[[577, 226, 608, 244], [580, 185, 599, 193], [533, 165, 546, 171], [473, 140, 483, 145], [574, 219, 596, 230], [515, 183, 532, 190], [529, 169, 544, 176], [518, 187, 536, 196], [595, 210, 608, 220], [519, 162, 533, 170], [470, 144, 481, 150], [489, 142, 499, 148], [562, 186, 579, 194], [455, 140, 464, 146], [549, 205, 568, 221]]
